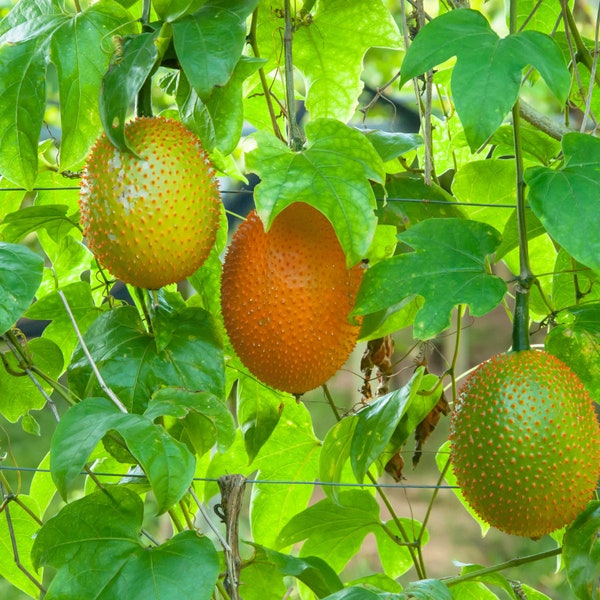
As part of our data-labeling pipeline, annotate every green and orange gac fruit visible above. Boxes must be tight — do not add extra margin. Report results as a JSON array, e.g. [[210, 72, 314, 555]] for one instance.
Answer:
[[221, 202, 364, 395], [79, 116, 220, 289], [450, 349, 600, 538]]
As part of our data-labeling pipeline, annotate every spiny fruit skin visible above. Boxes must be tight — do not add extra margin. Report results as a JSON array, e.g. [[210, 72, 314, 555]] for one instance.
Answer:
[[221, 202, 364, 395], [79, 117, 220, 289], [450, 350, 600, 538]]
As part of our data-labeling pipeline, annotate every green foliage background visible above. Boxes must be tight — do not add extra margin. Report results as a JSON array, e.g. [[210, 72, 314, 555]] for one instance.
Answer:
[[0, 0, 599, 598]]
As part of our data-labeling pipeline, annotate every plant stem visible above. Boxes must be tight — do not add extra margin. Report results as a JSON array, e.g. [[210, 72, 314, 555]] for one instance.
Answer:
[[509, 0, 535, 353], [283, 0, 304, 150], [136, 0, 154, 118], [563, 3, 600, 89], [248, 9, 285, 142], [444, 547, 562, 586]]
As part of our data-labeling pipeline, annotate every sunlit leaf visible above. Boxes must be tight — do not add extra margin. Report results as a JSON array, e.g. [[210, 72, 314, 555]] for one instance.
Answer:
[[246, 118, 385, 266], [525, 133, 600, 271], [352, 218, 507, 340]]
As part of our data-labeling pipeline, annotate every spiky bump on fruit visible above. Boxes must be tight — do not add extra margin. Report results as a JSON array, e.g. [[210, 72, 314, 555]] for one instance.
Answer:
[[79, 117, 221, 289], [450, 349, 600, 538], [221, 202, 364, 395]]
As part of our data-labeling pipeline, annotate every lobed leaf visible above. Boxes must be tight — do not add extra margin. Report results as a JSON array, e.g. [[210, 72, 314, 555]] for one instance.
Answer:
[[246, 118, 384, 266], [352, 218, 507, 340]]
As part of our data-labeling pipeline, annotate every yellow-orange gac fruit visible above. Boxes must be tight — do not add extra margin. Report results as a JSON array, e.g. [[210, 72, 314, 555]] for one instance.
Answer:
[[79, 117, 220, 289], [221, 203, 364, 395], [450, 350, 600, 538]]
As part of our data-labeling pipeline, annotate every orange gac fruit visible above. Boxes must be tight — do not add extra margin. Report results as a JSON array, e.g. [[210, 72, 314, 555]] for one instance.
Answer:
[[221, 202, 364, 395], [450, 349, 600, 538], [79, 116, 221, 289]]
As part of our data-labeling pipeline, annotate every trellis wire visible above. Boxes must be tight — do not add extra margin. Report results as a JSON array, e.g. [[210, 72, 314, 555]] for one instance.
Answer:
[[0, 185, 525, 209], [0, 464, 458, 490]]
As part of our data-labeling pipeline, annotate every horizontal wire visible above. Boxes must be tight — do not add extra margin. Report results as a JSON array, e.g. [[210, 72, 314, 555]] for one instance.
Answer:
[[0, 185, 522, 209], [0, 464, 457, 490]]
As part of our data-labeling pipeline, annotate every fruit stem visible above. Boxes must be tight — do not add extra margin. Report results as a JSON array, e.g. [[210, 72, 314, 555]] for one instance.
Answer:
[[136, 0, 154, 118], [283, 0, 305, 150], [509, 0, 535, 353]]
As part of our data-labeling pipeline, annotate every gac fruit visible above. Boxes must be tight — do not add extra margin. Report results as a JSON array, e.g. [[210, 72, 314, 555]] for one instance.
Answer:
[[221, 203, 364, 395], [79, 117, 220, 289], [450, 349, 600, 538]]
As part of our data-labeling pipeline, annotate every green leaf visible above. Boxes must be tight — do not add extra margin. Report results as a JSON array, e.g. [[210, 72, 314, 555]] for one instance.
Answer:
[[436, 441, 490, 536], [250, 545, 344, 597], [145, 387, 235, 452], [172, 0, 258, 100], [205, 56, 265, 155], [319, 415, 359, 504], [524, 133, 600, 271], [352, 218, 507, 340], [175, 71, 216, 151], [50, 396, 195, 513], [374, 517, 428, 579], [0, 242, 44, 335], [351, 368, 426, 482], [1, 204, 76, 243], [545, 303, 600, 402], [99, 28, 161, 151], [564, 501, 600, 599], [452, 160, 516, 231], [51, 2, 138, 169], [364, 130, 423, 163], [0, 337, 63, 422], [276, 490, 380, 572], [25, 281, 100, 364], [32, 488, 219, 599], [404, 579, 452, 599], [551, 250, 600, 311], [68, 305, 224, 413], [0, 495, 41, 598], [450, 582, 499, 599], [400, 9, 570, 150], [153, 0, 205, 21], [293, 0, 402, 122], [322, 588, 381, 600], [29, 452, 57, 519], [250, 398, 320, 547], [0, 37, 47, 189], [246, 119, 385, 266], [455, 565, 518, 599], [519, 585, 552, 600], [236, 374, 286, 462], [346, 573, 404, 593], [495, 208, 546, 261]]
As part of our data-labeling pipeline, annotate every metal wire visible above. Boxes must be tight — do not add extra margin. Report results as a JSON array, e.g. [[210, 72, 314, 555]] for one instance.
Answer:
[[0, 464, 458, 490]]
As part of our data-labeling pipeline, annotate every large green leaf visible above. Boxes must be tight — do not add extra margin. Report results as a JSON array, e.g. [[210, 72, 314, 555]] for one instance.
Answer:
[[175, 71, 216, 151], [172, 0, 258, 100], [563, 500, 600, 600], [352, 218, 507, 340], [449, 582, 499, 599], [0, 37, 47, 189], [293, 0, 402, 122], [250, 398, 320, 547], [0, 495, 41, 598], [0, 337, 64, 422], [153, 0, 205, 21], [545, 303, 600, 402], [0, 242, 44, 336], [51, 2, 138, 169], [250, 545, 344, 597], [246, 118, 385, 266], [524, 133, 600, 271], [403, 579, 452, 599], [322, 589, 381, 600], [68, 304, 224, 413], [1, 204, 77, 243], [32, 488, 219, 599], [236, 374, 286, 462], [276, 490, 380, 572], [51, 396, 195, 513], [400, 9, 570, 150]]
